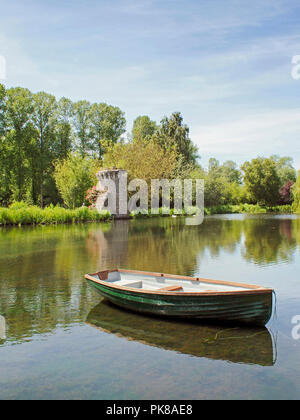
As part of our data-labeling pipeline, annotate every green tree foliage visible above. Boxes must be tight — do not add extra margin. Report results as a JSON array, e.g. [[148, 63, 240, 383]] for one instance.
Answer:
[[55, 97, 73, 160], [270, 155, 296, 186], [0, 83, 6, 136], [102, 139, 178, 185], [193, 159, 244, 207], [90, 103, 126, 158], [292, 171, 300, 213], [207, 159, 242, 183], [0, 85, 126, 207], [32, 92, 57, 207], [0, 83, 297, 213], [72, 100, 93, 157], [132, 115, 157, 142], [54, 153, 99, 209], [221, 160, 242, 184], [241, 157, 281, 206], [0, 136, 11, 206], [153, 112, 199, 165], [0, 84, 9, 205], [204, 175, 226, 207], [5, 87, 34, 202]]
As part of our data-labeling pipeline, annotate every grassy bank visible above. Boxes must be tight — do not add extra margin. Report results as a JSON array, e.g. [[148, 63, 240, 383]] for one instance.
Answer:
[[130, 204, 293, 218], [0, 202, 294, 226], [293, 205, 300, 214], [204, 204, 293, 215], [0, 203, 111, 226]]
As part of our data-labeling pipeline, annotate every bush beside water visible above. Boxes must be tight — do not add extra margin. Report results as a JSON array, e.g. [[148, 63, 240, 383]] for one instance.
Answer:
[[205, 204, 293, 215], [0, 202, 110, 226], [130, 204, 293, 219], [0, 202, 294, 226]]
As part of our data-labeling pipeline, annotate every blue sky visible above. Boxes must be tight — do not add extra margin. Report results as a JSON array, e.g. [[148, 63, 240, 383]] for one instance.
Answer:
[[1, 0, 300, 169]]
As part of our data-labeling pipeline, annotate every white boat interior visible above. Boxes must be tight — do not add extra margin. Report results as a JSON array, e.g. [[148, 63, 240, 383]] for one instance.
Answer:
[[91, 271, 256, 293]]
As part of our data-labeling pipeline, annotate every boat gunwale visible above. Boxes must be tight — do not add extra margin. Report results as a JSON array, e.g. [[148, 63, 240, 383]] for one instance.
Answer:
[[85, 269, 273, 297]]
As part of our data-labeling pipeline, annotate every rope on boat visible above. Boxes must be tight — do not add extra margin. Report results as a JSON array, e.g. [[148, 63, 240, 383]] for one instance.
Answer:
[[201, 292, 279, 364], [203, 327, 267, 343], [272, 289, 278, 322], [269, 290, 278, 364]]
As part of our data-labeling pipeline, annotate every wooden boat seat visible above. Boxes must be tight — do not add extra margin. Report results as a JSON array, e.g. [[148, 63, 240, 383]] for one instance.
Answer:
[[158, 285, 183, 292], [116, 280, 143, 289], [97, 271, 109, 280]]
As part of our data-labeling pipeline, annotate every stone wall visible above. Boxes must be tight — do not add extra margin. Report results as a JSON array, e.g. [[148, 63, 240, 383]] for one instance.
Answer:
[[95, 169, 130, 219]]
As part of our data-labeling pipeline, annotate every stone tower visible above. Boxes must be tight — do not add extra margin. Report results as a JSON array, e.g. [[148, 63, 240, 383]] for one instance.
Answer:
[[95, 169, 129, 219]]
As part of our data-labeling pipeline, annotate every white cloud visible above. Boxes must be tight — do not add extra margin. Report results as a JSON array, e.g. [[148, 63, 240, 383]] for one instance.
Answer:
[[1, 1, 300, 170], [192, 109, 300, 168]]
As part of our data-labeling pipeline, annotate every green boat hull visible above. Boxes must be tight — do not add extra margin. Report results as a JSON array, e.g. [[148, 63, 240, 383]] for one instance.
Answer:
[[87, 279, 273, 326]]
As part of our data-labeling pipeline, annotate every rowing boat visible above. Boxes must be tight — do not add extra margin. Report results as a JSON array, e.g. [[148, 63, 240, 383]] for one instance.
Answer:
[[85, 269, 273, 326]]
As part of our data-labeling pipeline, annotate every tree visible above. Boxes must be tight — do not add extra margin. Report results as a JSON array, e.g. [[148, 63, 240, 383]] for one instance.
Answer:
[[207, 159, 241, 183], [72, 100, 93, 156], [0, 83, 6, 136], [0, 84, 128, 207], [208, 158, 220, 175], [241, 157, 281, 206], [153, 112, 199, 166], [54, 153, 99, 209], [204, 175, 226, 207], [5, 87, 34, 202], [0, 84, 9, 205], [221, 160, 242, 184], [55, 97, 73, 160], [102, 139, 178, 186], [132, 115, 157, 142], [0, 135, 12, 206], [90, 103, 126, 158], [32, 92, 57, 207], [197, 158, 243, 207], [292, 171, 300, 213], [270, 155, 296, 186], [279, 180, 294, 205]]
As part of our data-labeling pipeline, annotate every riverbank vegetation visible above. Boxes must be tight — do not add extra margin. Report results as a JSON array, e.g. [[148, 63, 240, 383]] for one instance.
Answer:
[[0, 83, 299, 218], [292, 171, 300, 213], [0, 203, 293, 226], [0, 202, 110, 226], [130, 204, 293, 219]]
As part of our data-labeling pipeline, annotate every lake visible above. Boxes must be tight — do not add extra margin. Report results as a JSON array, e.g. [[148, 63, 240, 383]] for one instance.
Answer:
[[0, 215, 299, 400]]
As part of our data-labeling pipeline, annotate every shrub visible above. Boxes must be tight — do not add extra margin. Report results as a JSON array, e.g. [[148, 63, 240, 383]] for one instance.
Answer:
[[0, 203, 111, 226], [54, 153, 99, 209]]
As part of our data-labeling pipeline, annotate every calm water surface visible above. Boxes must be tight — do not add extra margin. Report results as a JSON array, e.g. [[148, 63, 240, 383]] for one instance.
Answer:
[[0, 215, 299, 400]]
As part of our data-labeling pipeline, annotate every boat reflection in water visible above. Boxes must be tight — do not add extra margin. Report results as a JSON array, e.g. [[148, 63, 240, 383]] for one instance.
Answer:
[[0, 315, 6, 342], [86, 299, 276, 367]]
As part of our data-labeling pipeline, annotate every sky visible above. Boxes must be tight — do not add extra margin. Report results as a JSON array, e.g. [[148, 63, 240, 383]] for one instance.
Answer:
[[0, 0, 300, 169]]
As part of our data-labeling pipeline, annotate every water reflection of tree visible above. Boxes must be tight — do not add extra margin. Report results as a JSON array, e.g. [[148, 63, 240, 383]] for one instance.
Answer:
[[124, 218, 244, 276], [292, 218, 300, 250], [0, 224, 111, 343], [86, 221, 129, 269], [0, 216, 299, 344], [242, 218, 297, 265], [83, 217, 298, 275]]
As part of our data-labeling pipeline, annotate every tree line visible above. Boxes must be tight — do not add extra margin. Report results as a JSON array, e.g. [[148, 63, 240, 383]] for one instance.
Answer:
[[103, 114, 298, 209], [0, 83, 299, 211], [0, 83, 126, 207]]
